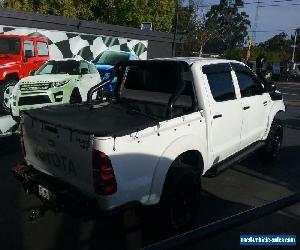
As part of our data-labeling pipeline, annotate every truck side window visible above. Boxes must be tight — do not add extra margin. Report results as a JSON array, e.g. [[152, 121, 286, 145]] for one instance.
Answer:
[[206, 72, 236, 102], [37, 42, 49, 56], [236, 71, 263, 97], [24, 40, 34, 57]]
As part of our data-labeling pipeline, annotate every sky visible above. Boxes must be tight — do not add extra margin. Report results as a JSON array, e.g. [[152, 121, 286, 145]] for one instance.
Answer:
[[200, 0, 300, 43]]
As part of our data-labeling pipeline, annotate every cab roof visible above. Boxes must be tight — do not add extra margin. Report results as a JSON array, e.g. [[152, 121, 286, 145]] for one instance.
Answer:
[[0, 34, 47, 40], [152, 57, 243, 66]]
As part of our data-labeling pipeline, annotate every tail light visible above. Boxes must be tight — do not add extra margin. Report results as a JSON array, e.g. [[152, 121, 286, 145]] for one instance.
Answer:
[[92, 149, 117, 195], [19, 124, 26, 157]]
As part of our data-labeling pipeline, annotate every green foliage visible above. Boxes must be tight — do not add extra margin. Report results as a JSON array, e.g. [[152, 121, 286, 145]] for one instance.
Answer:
[[1, 0, 175, 32], [224, 45, 291, 64], [92, 0, 175, 32], [204, 0, 250, 54], [223, 47, 245, 61], [258, 32, 291, 52]]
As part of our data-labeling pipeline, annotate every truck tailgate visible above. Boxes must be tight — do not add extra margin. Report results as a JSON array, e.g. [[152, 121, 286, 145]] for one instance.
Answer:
[[22, 114, 95, 196]]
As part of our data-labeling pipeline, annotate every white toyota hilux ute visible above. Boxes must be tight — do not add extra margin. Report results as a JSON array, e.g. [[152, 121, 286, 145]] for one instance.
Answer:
[[13, 58, 285, 230]]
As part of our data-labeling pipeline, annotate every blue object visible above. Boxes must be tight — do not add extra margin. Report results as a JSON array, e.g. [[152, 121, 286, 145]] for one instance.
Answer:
[[92, 50, 138, 93]]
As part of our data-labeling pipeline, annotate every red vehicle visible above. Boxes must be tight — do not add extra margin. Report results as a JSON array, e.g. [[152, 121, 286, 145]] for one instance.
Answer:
[[0, 34, 49, 114]]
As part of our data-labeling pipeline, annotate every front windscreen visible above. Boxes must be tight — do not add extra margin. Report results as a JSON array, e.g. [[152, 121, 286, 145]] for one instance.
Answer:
[[93, 51, 129, 66], [0, 37, 21, 54], [36, 60, 80, 75]]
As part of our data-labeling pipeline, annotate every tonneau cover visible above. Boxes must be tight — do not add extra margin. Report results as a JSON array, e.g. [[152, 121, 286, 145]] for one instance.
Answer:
[[24, 102, 158, 137]]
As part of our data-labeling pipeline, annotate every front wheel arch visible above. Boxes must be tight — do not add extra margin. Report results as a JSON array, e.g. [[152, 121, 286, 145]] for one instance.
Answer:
[[0, 79, 18, 114]]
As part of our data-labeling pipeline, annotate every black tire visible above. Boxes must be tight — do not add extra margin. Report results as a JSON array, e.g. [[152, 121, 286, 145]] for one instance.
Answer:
[[0, 79, 18, 114], [159, 162, 201, 232], [69, 88, 82, 104], [260, 118, 283, 162]]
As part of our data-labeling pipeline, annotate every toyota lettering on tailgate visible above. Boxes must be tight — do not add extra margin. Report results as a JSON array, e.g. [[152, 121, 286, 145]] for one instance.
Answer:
[[34, 147, 77, 177]]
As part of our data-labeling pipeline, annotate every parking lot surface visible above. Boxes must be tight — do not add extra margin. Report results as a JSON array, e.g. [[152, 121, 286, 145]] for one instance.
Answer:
[[0, 81, 299, 250]]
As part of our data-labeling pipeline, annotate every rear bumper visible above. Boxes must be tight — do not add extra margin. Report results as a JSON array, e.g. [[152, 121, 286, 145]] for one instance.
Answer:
[[12, 163, 139, 217], [12, 163, 99, 217]]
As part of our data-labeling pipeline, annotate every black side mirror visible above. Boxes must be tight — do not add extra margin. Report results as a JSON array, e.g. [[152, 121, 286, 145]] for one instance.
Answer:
[[81, 68, 89, 75], [264, 81, 276, 92], [30, 70, 36, 76], [25, 50, 34, 58]]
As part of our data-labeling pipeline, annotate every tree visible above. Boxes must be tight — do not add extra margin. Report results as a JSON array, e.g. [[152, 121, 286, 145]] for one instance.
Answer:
[[176, 0, 218, 56], [1, 0, 96, 20], [204, 0, 250, 54], [258, 32, 291, 52], [1, 0, 176, 32], [91, 0, 175, 32]]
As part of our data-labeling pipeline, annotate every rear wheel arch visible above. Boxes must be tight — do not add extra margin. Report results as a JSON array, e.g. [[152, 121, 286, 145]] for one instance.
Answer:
[[147, 135, 206, 205], [174, 150, 204, 176]]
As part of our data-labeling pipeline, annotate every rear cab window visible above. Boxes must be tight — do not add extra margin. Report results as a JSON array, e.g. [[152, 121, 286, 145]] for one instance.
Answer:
[[202, 63, 236, 102], [118, 61, 197, 118]]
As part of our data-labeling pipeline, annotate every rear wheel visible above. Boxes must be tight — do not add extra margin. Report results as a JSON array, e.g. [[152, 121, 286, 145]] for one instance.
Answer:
[[0, 79, 18, 114], [260, 118, 283, 162], [159, 162, 201, 232]]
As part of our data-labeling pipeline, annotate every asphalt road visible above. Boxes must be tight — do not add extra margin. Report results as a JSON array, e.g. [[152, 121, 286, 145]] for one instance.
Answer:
[[0, 82, 299, 250]]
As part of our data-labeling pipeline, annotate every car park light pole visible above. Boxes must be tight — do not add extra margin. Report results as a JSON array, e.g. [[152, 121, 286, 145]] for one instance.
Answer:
[[172, 0, 179, 56], [291, 30, 297, 66]]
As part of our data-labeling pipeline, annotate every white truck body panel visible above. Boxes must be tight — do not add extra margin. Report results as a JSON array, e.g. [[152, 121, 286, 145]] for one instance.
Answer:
[[20, 57, 285, 212]]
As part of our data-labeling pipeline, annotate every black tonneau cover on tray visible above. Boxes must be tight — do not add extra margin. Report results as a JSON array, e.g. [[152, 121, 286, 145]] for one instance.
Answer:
[[24, 102, 158, 137]]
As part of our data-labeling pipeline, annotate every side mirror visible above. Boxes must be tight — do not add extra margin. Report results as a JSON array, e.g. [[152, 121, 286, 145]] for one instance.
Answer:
[[30, 70, 36, 76], [264, 81, 276, 92], [81, 68, 89, 75], [25, 50, 34, 58]]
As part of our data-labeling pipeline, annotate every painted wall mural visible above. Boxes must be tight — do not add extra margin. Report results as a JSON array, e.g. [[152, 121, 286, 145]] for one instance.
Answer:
[[0, 24, 148, 136], [0, 25, 148, 60]]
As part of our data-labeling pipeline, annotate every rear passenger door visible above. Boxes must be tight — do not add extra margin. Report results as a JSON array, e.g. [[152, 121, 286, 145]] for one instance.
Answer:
[[232, 63, 270, 149], [203, 63, 243, 164]]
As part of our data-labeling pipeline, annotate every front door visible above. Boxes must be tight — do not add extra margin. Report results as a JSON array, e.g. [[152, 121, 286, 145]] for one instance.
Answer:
[[203, 63, 243, 164], [22, 39, 38, 77], [233, 66, 270, 149]]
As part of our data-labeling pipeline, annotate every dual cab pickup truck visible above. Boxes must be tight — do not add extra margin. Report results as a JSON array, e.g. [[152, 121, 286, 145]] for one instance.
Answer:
[[13, 58, 285, 231]]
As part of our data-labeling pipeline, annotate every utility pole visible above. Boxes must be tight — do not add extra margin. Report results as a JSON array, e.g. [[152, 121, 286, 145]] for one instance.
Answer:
[[291, 30, 297, 65], [253, 0, 260, 43], [172, 0, 179, 57]]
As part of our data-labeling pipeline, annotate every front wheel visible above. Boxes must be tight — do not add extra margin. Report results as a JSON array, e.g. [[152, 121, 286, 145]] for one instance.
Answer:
[[0, 79, 18, 115], [260, 118, 283, 162], [159, 163, 201, 232]]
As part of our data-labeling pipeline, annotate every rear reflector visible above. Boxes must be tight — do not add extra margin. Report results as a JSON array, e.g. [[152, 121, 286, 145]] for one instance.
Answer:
[[92, 149, 117, 195]]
